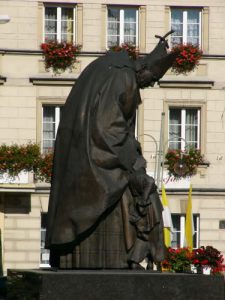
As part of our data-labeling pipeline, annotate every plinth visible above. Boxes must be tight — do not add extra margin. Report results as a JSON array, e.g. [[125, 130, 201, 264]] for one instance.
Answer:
[[7, 269, 224, 300]]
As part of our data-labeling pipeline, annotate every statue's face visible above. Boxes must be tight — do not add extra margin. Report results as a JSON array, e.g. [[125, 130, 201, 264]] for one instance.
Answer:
[[136, 68, 159, 89]]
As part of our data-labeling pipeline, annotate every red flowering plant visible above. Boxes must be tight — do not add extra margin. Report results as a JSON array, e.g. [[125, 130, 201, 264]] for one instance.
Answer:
[[40, 41, 81, 74], [171, 44, 203, 75], [162, 247, 193, 273], [192, 246, 224, 274], [109, 43, 139, 60], [165, 148, 206, 179], [0, 143, 40, 177], [36, 150, 53, 183], [0, 143, 53, 183]]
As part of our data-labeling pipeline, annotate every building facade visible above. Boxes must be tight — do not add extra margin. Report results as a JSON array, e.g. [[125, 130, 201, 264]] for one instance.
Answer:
[[0, 0, 225, 273]]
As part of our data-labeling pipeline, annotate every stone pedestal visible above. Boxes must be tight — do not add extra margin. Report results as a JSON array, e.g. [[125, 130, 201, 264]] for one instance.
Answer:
[[7, 269, 224, 300]]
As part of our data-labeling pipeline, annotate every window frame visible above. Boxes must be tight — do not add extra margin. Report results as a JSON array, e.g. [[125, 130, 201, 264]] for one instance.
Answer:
[[171, 213, 200, 249], [168, 107, 201, 151], [43, 4, 76, 43], [37, 98, 66, 154], [170, 7, 202, 48], [42, 104, 63, 153], [106, 6, 139, 48], [40, 213, 50, 268], [163, 100, 206, 154]]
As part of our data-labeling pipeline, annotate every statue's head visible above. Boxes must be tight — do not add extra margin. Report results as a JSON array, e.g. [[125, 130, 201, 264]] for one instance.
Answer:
[[135, 31, 177, 89]]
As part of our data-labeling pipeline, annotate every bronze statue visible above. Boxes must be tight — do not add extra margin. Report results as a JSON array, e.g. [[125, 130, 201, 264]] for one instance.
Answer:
[[45, 32, 177, 269]]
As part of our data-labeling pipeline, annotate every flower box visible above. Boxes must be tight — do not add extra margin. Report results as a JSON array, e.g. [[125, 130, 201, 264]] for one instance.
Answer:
[[165, 148, 208, 179], [0, 171, 29, 184], [171, 44, 203, 75], [41, 41, 81, 74]]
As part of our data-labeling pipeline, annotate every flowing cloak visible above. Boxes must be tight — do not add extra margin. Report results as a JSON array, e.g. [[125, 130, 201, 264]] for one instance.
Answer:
[[45, 51, 164, 265], [45, 51, 140, 247]]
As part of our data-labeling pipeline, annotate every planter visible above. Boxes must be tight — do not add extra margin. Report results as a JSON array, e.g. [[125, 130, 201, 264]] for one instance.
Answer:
[[0, 171, 30, 184]]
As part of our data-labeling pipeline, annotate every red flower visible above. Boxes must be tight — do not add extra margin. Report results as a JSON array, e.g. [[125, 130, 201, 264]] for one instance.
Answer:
[[40, 41, 81, 74], [171, 43, 202, 75]]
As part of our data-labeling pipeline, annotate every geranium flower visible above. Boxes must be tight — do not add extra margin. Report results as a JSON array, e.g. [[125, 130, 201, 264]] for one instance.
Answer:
[[171, 43, 203, 75]]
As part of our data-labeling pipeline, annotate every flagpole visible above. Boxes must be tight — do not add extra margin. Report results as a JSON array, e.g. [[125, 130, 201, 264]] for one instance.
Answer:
[[156, 112, 165, 189], [185, 184, 193, 250]]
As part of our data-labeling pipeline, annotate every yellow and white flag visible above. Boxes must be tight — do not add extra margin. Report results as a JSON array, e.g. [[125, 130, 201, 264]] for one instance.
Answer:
[[185, 184, 194, 250], [162, 184, 173, 247]]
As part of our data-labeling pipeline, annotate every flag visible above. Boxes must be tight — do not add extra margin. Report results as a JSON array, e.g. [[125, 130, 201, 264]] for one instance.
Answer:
[[185, 184, 194, 250], [161, 184, 173, 247]]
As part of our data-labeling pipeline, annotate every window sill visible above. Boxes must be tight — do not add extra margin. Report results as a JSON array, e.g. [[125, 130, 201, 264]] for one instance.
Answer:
[[0, 76, 6, 85], [158, 80, 214, 88], [29, 77, 77, 86]]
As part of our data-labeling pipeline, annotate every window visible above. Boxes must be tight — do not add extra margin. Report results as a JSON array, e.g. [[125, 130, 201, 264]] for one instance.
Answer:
[[42, 105, 63, 153], [168, 108, 200, 150], [170, 8, 202, 47], [44, 5, 76, 42], [107, 6, 138, 47], [40, 213, 50, 267], [171, 214, 200, 249]]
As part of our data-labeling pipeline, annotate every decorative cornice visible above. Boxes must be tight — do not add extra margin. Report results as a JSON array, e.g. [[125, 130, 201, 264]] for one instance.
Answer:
[[1, 49, 225, 59]]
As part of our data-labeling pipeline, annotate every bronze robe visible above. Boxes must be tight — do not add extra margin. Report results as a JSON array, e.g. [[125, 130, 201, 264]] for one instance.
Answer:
[[45, 51, 164, 268]]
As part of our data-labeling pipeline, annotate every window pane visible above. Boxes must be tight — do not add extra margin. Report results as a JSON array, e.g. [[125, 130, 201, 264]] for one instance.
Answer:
[[108, 22, 120, 36], [169, 109, 182, 149], [172, 23, 183, 37], [169, 125, 182, 139], [108, 8, 120, 21], [40, 214, 50, 266], [171, 36, 183, 46], [43, 123, 55, 134], [187, 24, 199, 40], [124, 22, 136, 36], [45, 7, 57, 20], [171, 214, 199, 249], [107, 7, 138, 47], [171, 10, 183, 46], [45, 7, 57, 41], [43, 140, 54, 152], [170, 109, 181, 124], [43, 106, 55, 122], [187, 36, 199, 45], [108, 36, 120, 47], [43, 106, 62, 153], [169, 108, 200, 150], [185, 109, 198, 149], [171, 215, 181, 248], [186, 109, 198, 125], [187, 10, 199, 23], [61, 8, 74, 43], [107, 8, 120, 47], [124, 9, 136, 22], [43, 106, 56, 152], [171, 8, 201, 46], [124, 9, 137, 45], [171, 9, 183, 24], [124, 35, 136, 45]]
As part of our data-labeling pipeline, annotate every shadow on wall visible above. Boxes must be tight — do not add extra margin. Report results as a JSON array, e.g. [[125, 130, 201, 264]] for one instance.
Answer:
[[2, 193, 31, 214]]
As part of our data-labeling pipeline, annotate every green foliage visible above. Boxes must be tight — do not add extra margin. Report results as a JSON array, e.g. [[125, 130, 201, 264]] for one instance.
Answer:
[[0, 144, 40, 177], [162, 246, 225, 275], [162, 247, 192, 273]]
